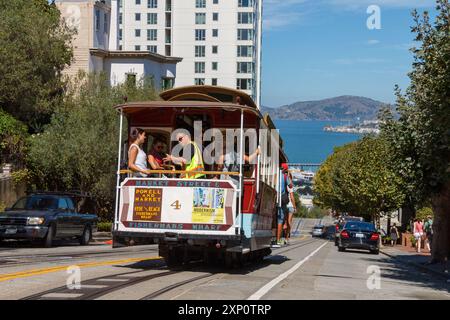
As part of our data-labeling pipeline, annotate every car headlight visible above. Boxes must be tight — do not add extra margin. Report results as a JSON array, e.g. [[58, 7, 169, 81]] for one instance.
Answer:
[[27, 217, 45, 225]]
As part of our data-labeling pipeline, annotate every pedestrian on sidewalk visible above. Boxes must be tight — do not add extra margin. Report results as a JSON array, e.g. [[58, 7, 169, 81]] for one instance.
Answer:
[[390, 223, 399, 246], [413, 218, 424, 253], [424, 215, 433, 252]]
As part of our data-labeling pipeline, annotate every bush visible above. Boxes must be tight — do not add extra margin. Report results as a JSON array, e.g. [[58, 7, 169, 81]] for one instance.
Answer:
[[97, 222, 112, 232]]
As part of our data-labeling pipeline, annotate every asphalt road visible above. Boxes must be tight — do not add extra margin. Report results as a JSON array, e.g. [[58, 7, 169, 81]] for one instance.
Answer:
[[1, 230, 449, 300]]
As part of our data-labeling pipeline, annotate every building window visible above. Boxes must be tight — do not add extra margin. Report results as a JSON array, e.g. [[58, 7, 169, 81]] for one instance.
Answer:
[[135, 13, 141, 21], [238, 0, 254, 7], [119, 13, 122, 25], [136, 0, 141, 5], [237, 62, 254, 73], [119, 45, 122, 50], [147, 13, 157, 24], [135, 29, 141, 37], [195, 45, 205, 57], [195, 62, 205, 74], [195, 29, 206, 41], [162, 78, 174, 90], [95, 9, 100, 31], [212, 45, 218, 54], [213, 13, 219, 21], [148, 0, 157, 8], [195, 0, 206, 8], [135, 45, 141, 51], [147, 29, 157, 40], [211, 78, 218, 86], [238, 12, 254, 24], [237, 45, 253, 57], [213, 0, 218, 4], [212, 62, 218, 71], [236, 78, 253, 90], [195, 13, 206, 24], [119, 29, 122, 40], [237, 29, 253, 40], [104, 13, 108, 32], [195, 78, 205, 85], [212, 29, 218, 37], [119, 0, 122, 8], [147, 45, 157, 53]]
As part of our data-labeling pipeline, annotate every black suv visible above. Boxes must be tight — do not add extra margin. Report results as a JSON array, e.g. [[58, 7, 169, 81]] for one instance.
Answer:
[[0, 192, 98, 247]]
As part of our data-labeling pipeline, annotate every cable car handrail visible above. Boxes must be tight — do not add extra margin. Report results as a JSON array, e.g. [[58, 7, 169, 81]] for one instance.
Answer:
[[119, 169, 240, 176]]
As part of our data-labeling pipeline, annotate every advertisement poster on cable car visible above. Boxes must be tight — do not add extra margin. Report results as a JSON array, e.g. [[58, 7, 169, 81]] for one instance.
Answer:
[[117, 178, 237, 235]]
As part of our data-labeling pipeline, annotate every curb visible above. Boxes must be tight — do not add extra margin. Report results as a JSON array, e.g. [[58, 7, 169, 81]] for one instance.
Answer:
[[381, 250, 450, 281]]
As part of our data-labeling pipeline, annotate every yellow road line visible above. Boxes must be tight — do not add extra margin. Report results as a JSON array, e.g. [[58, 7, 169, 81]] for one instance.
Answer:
[[0, 256, 162, 282]]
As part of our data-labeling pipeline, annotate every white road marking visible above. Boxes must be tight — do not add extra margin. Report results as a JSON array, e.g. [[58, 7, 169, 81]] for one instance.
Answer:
[[97, 278, 129, 282], [247, 241, 328, 300]]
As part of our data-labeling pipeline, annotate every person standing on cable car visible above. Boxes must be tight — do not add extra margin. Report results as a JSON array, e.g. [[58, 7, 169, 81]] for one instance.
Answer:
[[164, 132, 205, 179], [128, 128, 152, 177]]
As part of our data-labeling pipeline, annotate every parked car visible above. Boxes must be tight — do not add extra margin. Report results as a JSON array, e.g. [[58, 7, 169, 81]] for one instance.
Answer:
[[337, 221, 380, 254], [0, 192, 98, 247], [312, 225, 325, 237]]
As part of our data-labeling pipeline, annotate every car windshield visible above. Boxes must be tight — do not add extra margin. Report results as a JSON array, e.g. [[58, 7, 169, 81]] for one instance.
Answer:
[[344, 222, 376, 231], [12, 196, 58, 211]]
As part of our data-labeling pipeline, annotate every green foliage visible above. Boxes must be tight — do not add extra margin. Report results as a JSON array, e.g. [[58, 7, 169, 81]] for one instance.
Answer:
[[416, 207, 434, 221], [0, 0, 75, 132], [10, 169, 31, 185], [0, 109, 28, 164], [314, 136, 405, 221], [0, 201, 6, 212], [379, 0, 450, 203], [27, 73, 159, 220], [97, 222, 113, 232]]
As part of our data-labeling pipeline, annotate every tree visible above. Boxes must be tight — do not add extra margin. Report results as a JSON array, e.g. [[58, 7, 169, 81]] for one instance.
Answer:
[[27, 73, 159, 219], [314, 136, 405, 224], [0, 109, 28, 166], [379, 0, 450, 262], [0, 0, 74, 132]]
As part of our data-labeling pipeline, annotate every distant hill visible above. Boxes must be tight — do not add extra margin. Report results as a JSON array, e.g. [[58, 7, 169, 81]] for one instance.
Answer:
[[261, 96, 392, 121]]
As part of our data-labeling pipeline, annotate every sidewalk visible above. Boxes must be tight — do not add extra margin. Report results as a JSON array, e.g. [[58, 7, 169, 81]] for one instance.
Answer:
[[381, 245, 450, 281]]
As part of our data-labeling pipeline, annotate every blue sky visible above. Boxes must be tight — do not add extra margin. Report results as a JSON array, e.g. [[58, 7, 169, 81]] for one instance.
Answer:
[[262, 0, 437, 107]]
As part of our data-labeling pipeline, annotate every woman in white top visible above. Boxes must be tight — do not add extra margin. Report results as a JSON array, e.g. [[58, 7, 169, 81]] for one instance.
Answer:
[[128, 128, 151, 177]]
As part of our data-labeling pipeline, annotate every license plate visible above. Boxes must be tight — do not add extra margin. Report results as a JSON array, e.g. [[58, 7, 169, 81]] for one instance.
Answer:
[[355, 233, 364, 238], [5, 228, 17, 235]]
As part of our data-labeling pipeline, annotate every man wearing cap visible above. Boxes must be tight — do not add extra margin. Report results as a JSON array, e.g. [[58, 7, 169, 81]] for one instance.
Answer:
[[275, 163, 291, 246]]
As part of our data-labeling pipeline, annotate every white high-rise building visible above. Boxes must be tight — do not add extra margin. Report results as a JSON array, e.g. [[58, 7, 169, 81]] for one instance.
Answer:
[[114, 0, 262, 107]]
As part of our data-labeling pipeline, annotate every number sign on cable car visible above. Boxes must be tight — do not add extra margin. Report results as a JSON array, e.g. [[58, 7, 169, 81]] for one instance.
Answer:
[[117, 178, 237, 235]]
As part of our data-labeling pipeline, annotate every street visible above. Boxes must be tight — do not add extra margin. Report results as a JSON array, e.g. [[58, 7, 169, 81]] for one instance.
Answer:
[[1, 229, 449, 300]]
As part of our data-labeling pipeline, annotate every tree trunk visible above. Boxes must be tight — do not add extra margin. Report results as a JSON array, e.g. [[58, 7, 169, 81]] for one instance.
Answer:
[[431, 180, 450, 263]]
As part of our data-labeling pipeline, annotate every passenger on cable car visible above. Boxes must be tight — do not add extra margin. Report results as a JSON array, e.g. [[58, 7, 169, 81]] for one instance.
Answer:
[[163, 132, 205, 179], [147, 137, 167, 170], [127, 128, 152, 177], [276, 163, 292, 246], [216, 141, 260, 186]]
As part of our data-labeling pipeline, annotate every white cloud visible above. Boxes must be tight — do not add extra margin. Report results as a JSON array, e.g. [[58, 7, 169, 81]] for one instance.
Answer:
[[333, 58, 387, 65]]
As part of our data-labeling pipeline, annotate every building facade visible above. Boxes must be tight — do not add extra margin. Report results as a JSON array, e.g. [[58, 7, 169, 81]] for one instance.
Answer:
[[116, 0, 262, 106], [56, 0, 181, 90]]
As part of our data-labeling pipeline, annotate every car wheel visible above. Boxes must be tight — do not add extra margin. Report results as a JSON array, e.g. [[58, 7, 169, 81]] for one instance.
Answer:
[[43, 224, 55, 248], [338, 246, 345, 252], [79, 225, 91, 246], [371, 249, 379, 255]]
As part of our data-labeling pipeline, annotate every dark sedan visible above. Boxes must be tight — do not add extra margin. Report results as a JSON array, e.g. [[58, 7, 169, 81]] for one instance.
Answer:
[[0, 192, 98, 247], [337, 221, 380, 254]]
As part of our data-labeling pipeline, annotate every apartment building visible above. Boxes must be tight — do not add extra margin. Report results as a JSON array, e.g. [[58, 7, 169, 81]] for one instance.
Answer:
[[56, 0, 181, 90], [115, 0, 262, 106]]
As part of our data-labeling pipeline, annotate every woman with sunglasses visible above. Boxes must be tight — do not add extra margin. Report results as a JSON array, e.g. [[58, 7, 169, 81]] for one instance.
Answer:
[[148, 138, 167, 170]]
